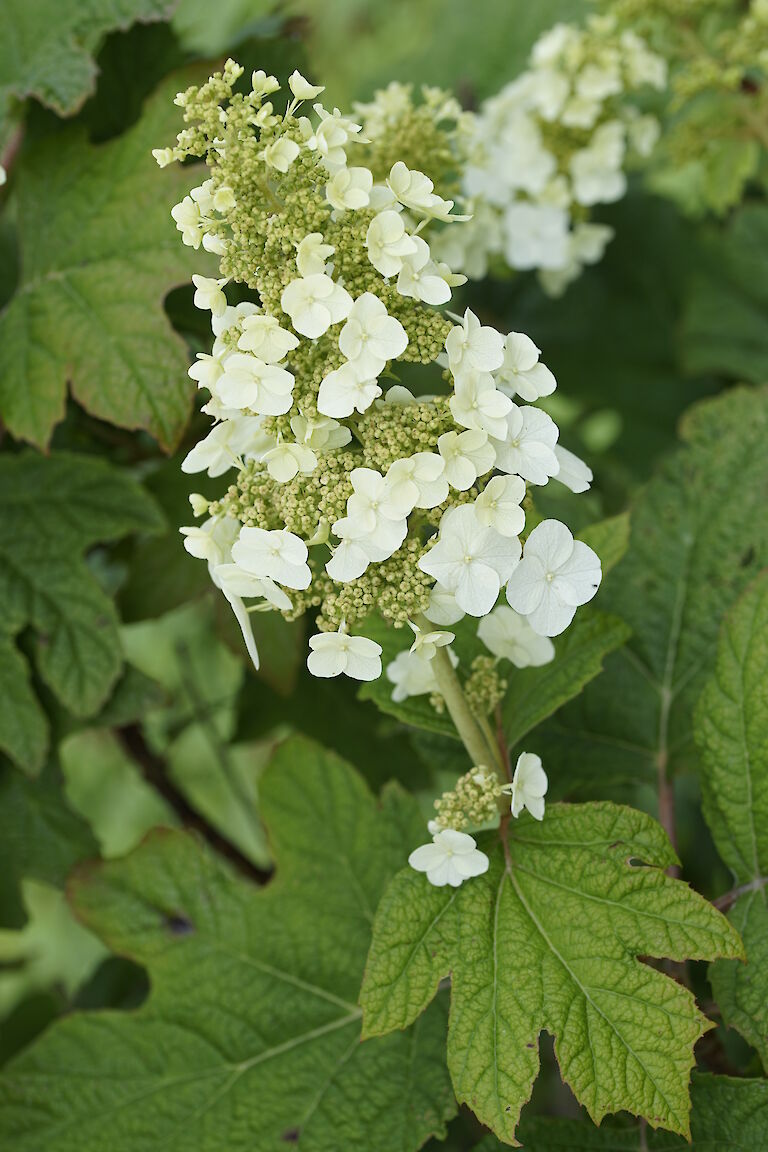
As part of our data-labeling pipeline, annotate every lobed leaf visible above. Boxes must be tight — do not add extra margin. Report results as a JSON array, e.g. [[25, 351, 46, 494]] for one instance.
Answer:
[[0, 451, 163, 772], [361, 803, 742, 1144], [0, 71, 208, 450], [0, 736, 457, 1151], [474, 1073, 768, 1149], [0, 0, 173, 120]]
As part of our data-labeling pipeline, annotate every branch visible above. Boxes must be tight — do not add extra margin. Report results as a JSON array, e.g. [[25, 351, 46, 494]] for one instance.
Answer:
[[713, 876, 768, 912], [117, 724, 271, 885]]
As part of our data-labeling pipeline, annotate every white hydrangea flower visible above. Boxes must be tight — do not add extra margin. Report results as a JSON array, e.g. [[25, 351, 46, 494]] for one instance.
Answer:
[[504, 202, 570, 270], [302, 105, 365, 171], [290, 413, 351, 452], [396, 236, 453, 305], [495, 333, 557, 402], [296, 233, 335, 276], [192, 275, 229, 315], [338, 293, 408, 376], [474, 474, 525, 537], [188, 352, 225, 392], [262, 137, 300, 172], [288, 70, 325, 101], [387, 644, 458, 701], [214, 563, 293, 611], [307, 628, 382, 680], [317, 362, 381, 418], [437, 428, 496, 491], [408, 829, 489, 887], [491, 405, 560, 485], [342, 466, 417, 534], [180, 514, 239, 566], [181, 415, 265, 477], [506, 519, 601, 636], [387, 649, 440, 701], [171, 196, 205, 247], [570, 121, 627, 206], [408, 620, 455, 660], [501, 752, 548, 820], [477, 605, 555, 667], [553, 444, 593, 493], [237, 314, 299, 361], [217, 353, 295, 415], [232, 526, 312, 590], [326, 166, 373, 211], [446, 308, 505, 375], [365, 210, 419, 277], [387, 452, 448, 509], [262, 441, 318, 482], [424, 584, 466, 626], [281, 273, 353, 338], [419, 503, 521, 616], [212, 301, 259, 337], [450, 372, 513, 440], [386, 160, 464, 222], [180, 515, 262, 670], [251, 70, 280, 98]]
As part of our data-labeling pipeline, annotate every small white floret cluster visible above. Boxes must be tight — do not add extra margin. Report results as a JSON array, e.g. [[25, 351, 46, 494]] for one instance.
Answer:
[[436, 16, 667, 294], [409, 751, 550, 887]]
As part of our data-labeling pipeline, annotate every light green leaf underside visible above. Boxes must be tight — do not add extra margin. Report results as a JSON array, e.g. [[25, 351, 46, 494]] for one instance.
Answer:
[[361, 802, 742, 1144], [0, 451, 163, 773], [0, 71, 206, 450], [474, 1073, 768, 1149], [695, 572, 768, 1066], [0, 0, 173, 118], [530, 387, 768, 796], [0, 737, 457, 1151]]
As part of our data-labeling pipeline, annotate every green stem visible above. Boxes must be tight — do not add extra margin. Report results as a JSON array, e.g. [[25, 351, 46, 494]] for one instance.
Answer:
[[417, 615, 504, 774]]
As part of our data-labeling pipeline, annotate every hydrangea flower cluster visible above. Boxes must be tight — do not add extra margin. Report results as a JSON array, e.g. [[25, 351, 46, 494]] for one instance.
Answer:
[[408, 751, 549, 886], [158, 63, 600, 736], [435, 15, 667, 293]]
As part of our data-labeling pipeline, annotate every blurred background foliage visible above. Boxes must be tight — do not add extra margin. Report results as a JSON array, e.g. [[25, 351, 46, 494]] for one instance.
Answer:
[[0, 0, 766, 1144]]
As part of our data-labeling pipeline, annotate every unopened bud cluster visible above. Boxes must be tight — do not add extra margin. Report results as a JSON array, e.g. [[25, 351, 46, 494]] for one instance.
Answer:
[[431, 766, 502, 832]]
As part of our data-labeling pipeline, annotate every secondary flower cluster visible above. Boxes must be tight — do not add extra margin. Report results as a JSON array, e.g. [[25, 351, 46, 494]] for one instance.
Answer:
[[436, 15, 667, 293], [409, 752, 549, 887], [159, 63, 601, 694]]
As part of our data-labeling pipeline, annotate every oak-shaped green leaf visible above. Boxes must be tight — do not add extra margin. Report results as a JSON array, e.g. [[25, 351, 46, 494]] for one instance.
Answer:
[[0, 72, 206, 450], [474, 1073, 768, 1150], [0, 451, 163, 773], [0, 0, 173, 120], [0, 736, 456, 1151], [361, 803, 742, 1144], [695, 572, 768, 1068], [531, 387, 768, 797]]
